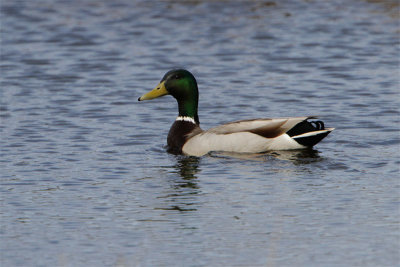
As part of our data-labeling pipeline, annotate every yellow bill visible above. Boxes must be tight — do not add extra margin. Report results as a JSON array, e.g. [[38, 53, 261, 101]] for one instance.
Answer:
[[138, 81, 168, 101]]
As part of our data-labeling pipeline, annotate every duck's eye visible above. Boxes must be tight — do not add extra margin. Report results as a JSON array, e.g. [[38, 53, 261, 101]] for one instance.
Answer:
[[174, 74, 181, 79]]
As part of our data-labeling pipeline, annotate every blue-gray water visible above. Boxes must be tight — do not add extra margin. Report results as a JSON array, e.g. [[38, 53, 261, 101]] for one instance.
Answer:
[[1, 0, 399, 266]]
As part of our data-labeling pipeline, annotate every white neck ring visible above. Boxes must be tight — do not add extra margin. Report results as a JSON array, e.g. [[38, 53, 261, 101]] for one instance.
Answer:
[[176, 116, 196, 124]]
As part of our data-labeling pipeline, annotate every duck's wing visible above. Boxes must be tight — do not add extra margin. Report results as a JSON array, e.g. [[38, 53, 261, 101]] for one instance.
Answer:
[[207, 116, 314, 138]]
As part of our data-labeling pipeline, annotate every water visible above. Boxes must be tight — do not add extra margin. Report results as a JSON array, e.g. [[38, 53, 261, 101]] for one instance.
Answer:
[[1, 0, 399, 266]]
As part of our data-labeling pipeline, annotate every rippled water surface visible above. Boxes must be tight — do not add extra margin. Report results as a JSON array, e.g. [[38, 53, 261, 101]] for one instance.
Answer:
[[1, 0, 399, 266]]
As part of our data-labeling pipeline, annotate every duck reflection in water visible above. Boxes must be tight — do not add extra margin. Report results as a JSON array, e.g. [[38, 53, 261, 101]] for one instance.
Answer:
[[174, 155, 201, 183], [157, 156, 201, 212]]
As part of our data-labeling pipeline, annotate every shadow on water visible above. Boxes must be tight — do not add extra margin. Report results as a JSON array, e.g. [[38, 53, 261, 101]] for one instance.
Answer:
[[211, 148, 323, 164], [268, 149, 323, 164]]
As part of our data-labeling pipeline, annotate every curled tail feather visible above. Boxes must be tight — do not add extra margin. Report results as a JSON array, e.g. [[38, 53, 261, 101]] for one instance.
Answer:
[[287, 120, 334, 147]]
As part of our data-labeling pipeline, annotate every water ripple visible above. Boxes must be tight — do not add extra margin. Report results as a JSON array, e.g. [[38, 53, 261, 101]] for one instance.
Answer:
[[1, 0, 399, 266]]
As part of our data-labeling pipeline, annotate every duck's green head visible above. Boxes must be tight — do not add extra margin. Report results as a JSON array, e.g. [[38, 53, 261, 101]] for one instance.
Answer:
[[138, 69, 199, 123]]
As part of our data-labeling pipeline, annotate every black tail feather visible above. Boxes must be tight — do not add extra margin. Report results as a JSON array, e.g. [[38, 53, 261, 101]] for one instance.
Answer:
[[287, 120, 331, 147], [292, 131, 330, 147], [286, 120, 325, 137]]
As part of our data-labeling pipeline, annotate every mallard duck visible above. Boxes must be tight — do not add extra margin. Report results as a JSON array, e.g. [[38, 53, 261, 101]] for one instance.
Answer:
[[138, 69, 334, 156]]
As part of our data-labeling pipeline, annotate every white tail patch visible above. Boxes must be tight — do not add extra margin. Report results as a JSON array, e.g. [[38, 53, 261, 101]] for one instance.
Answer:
[[292, 128, 335, 139]]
